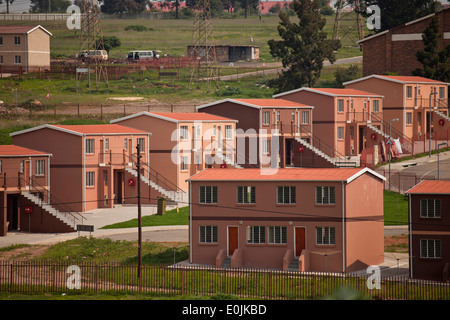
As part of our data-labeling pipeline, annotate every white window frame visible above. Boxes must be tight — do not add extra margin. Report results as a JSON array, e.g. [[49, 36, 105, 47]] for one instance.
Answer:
[[14, 36, 20, 45], [180, 155, 188, 171], [263, 111, 270, 125], [225, 125, 232, 139], [14, 55, 21, 64], [199, 225, 218, 243], [406, 86, 413, 99], [262, 139, 270, 154], [277, 186, 296, 204], [180, 125, 189, 140], [268, 226, 287, 244], [86, 171, 95, 187], [373, 100, 380, 113], [316, 186, 336, 205], [246, 226, 265, 244], [337, 127, 344, 140], [199, 186, 218, 204], [237, 186, 256, 204], [406, 112, 412, 125], [420, 199, 441, 218], [420, 239, 441, 258], [439, 87, 445, 99], [86, 139, 95, 154], [137, 138, 145, 152], [35, 160, 45, 176], [316, 226, 336, 245], [302, 110, 309, 124]]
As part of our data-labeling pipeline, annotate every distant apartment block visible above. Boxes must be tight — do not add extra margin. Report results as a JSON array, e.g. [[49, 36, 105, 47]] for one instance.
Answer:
[[111, 112, 238, 192], [0, 25, 51, 73], [187, 167, 385, 272], [406, 180, 450, 282]]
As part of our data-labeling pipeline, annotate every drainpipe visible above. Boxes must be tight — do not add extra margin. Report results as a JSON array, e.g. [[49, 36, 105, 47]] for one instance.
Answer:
[[342, 181, 346, 273], [189, 180, 192, 263]]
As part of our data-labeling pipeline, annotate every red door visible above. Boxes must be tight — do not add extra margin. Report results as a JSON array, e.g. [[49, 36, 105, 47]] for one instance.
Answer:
[[228, 226, 238, 256], [295, 227, 306, 257]]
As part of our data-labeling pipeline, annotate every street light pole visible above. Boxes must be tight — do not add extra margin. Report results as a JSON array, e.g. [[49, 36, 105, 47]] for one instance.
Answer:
[[388, 118, 399, 191], [136, 144, 142, 289], [429, 89, 438, 157], [438, 142, 448, 180]]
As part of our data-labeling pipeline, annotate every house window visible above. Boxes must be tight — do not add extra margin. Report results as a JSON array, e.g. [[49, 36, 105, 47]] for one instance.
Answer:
[[180, 156, 188, 171], [124, 138, 128, 149], [0, 56, 3, 64], [0, 160, 2, 173], [14, 55, 21, 64], [85, 139, 94, 154], [20, 160, 24, 173], [420, 239, 441, 258], [14, 36, 20, 45], [199, 225, 218, 243], [35, 160, 45, 176], [439, 87, 445, 99], [337, 99, 344, 112], [276, 111, 280, 122], [137, 138, 145, 152], [225, 125, 232, 139], [302, 111, 309, 124], [199, 186, 217, 204], [406, 86, 412, 98], [277, 186, 296, 204], [263, 111, 270, 125], [268, 226, 287, 244], [406, 112, 412, 125], [373, 100, 380, 113], [247, 226, 265, 244], [237, 186, 256, 204], [316, 186, 335, 205], [86, 171, 95, 187], [105, 138, 109, 150], [316, 227, 336, 245], [0, 37, 2, 45], [337, 127, 344, 140], [262, 139, 270, 154], [291, 112, 295, 122], [180, 125, 188, 140], [420, 199, 441, 218]]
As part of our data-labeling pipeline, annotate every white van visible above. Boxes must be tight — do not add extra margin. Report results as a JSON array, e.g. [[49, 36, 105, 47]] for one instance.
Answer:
[[77, 50, 108, 61], [127, 50, 160, 62]]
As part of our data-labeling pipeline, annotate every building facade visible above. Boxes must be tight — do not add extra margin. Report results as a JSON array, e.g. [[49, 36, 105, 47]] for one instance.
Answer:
[[406, 180, 450, 281], [187, 167, 385, 273], [0, 25, 51, 73]]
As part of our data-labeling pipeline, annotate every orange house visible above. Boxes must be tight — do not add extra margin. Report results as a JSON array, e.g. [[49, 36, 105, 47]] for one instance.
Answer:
[[274, 88, 385, 164], [0, 145, 78, 236], [344, 75, 449, 145], [111, 112, 238, 193], [187, 167, 385, 273], [10, 124, 157, 212]]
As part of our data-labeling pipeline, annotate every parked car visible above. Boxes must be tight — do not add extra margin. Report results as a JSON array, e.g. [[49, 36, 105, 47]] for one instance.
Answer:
[[76, 50, 108, 62], [126, 50, 160, 62]]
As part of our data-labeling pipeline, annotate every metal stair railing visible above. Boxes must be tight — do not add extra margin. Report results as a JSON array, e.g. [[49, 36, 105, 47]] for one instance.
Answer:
[[18, 174, 86, 227]]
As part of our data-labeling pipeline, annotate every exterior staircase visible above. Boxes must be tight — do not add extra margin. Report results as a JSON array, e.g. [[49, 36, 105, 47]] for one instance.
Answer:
[[367, 123, 389, 139], [221, 256, 231, 269], [287, 258, 299, 272], [124, 166, 187, 204], [434, 109, 450, 122], [215, 150, 243, 169], [21, 191, 80, 231]]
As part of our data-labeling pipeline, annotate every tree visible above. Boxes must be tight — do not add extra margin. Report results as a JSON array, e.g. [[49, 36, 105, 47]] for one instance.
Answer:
[[100, 36, 122, 53], [30, 0, 71, 12], [100, 0, 148, 14], [358, 0, 438, 32], [334, 64, 360, 87], [268, 0, 341, 93], [0, 0, 14, 14], [413, 16, 450, 82]]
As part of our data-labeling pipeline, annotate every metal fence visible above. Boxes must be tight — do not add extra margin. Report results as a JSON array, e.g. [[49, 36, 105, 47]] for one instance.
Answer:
[[0, 261, 449, 300]]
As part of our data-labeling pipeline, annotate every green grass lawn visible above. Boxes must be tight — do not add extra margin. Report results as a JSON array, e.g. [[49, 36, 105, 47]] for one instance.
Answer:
[[383, 190, 409, 225]]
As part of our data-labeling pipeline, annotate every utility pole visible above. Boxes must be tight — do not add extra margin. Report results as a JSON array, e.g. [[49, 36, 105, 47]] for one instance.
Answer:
[[333, 0, 365, 48], [136, 144, 142, 290]]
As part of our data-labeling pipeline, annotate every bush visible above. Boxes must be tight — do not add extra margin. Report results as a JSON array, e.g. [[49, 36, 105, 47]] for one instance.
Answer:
[[216, 86, 242, 97], [124, 24, 148, 32], [334, 64, 361, 88]]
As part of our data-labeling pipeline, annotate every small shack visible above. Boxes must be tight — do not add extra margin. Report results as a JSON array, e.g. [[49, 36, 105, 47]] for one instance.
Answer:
[[187, 45, 259, 62]]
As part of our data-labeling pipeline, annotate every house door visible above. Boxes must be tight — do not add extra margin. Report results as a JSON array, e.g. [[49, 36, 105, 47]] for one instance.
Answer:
[[228, 226, 238, 256], [359, 126, 366, 154], [285, 139, 293, 166], [295, 227, 306, 257], [115, 171, 124, 204]]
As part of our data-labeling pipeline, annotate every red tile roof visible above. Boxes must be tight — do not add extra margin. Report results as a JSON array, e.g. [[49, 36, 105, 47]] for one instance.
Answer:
[[52, 124, 147, 135], [0, 25, 51, 35], [233, 98, 312, 108], [306, 88, 383, 97], [187, 167, 384, 182], [0, 145, 50, 157], [406, 180, 450, 194], [150, 112, 236, 122], [378, 75, 446, 84]]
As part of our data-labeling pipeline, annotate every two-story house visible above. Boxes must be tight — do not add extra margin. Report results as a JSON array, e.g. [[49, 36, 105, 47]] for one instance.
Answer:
[[274, 88, 385, 166], [187, 167, 385, 273], [10, 124, 158, 212], [111, 112, 238, 193], [0, 145, 76, 236], [344, 75, 449, 152], [197, 98, 321, 168], [405, 180, 450, 281], [0, 25, 51, 73]]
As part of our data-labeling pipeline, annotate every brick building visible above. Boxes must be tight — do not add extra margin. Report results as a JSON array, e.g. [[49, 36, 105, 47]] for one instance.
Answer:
[[358, 8, 450, 76]]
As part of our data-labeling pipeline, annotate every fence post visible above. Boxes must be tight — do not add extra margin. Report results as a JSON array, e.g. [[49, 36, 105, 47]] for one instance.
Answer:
[[268, 271, 272, 299], [181, 268, 184, 295], [312, 274, 316, 300], [9, 263, 13, 294]]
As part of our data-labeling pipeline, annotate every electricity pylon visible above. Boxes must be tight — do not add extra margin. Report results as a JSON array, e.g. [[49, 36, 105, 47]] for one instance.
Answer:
[[332, 0, 365, 48], [189, 0, 219, 91], [79, 0, 108, 89]]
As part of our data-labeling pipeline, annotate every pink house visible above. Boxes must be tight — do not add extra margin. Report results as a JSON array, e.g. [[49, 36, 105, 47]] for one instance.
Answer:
[[273, 87, 385, 165], [187, 167, 385, 273], [0, 145, 79, 236], [10, 124, 160, 212]]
